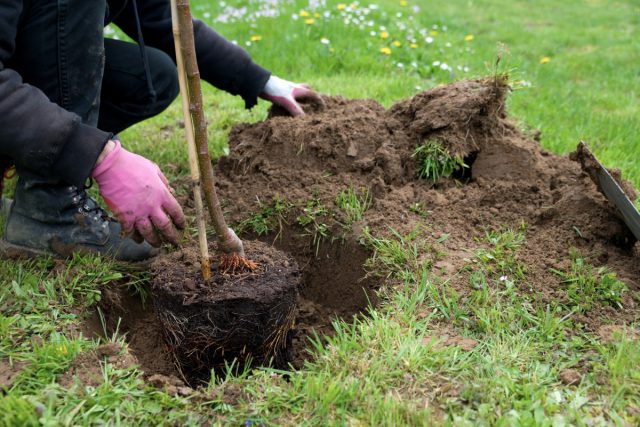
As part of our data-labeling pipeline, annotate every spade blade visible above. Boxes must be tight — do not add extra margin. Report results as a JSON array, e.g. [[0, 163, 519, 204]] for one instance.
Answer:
[[576, 142, 640, 240]]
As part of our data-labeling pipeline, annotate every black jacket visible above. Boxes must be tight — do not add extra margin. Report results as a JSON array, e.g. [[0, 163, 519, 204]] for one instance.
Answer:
[[0, 0, 270, 187]]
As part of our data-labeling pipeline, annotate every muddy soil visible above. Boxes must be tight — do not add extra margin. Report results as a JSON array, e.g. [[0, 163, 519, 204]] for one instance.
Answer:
[[215, 77, 639, 334], [84, 77, 639, 385]]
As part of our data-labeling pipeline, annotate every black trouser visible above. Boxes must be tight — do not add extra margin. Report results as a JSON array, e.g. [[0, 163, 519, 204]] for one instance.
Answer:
[[99, 38, 179, 134], [2, 0, 179, 179]]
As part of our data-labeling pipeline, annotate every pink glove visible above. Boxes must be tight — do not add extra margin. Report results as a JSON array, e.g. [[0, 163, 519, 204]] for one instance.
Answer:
[[259, 75, 323, 116], [91, 140, 186, 247]]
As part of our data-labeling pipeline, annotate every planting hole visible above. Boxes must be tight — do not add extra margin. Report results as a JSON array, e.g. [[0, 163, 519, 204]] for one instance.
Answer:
[[256, 225, 378, 367], [84, 225, 376, 385], [82, 285, 180, 379]]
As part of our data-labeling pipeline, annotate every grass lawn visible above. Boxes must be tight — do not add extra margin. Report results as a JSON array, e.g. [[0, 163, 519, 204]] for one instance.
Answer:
[[1, 0, 639, 425]]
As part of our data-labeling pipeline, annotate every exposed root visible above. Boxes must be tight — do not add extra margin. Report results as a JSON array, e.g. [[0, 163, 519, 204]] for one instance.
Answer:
[[261, 306, 296, 360], [218, 253, 258, 275], [156, 305, 296, 384]]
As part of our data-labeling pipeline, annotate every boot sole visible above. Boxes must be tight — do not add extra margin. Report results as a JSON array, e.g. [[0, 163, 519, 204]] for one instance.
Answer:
[[0, 238, 156, 268], [0, 238, 54, 259]]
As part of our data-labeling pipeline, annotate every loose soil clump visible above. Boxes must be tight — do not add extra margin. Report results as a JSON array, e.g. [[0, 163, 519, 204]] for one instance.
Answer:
[[150, 240, 300, 384]]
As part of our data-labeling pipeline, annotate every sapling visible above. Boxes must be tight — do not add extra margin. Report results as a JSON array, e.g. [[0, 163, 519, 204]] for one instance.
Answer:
[[170, 0, 256, 279]]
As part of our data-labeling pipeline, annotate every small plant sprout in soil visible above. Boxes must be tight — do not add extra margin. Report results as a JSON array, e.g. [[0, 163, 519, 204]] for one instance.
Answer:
[[413, 139, 468, 183], [236, 196, 293, 237], [335, 186, 373, 226], [296, 196, 332, 255], [550, 248, 628, 311]]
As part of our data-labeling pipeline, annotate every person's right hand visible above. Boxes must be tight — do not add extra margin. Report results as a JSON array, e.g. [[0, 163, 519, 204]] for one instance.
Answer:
[[91, 140, 186, 247]]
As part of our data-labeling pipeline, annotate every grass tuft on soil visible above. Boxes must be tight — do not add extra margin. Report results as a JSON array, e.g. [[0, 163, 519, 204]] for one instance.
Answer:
[[413, 140, 468, 183]]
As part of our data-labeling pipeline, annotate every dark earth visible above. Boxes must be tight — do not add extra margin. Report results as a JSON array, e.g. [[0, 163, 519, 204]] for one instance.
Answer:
[[150, 240, 299, 384], [86, 77, 638, 387]]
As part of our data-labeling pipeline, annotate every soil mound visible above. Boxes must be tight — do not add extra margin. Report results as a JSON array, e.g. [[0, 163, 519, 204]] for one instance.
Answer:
[[216, 77, 639, 335], [389, 78, 508, 159]]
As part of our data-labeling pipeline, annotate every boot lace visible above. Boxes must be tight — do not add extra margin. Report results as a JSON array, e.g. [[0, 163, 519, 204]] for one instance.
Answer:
[[70, 180, 110, 226]]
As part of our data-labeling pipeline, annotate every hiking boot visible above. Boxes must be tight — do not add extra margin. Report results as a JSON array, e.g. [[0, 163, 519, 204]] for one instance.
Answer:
[[0, 173, 158, 262]]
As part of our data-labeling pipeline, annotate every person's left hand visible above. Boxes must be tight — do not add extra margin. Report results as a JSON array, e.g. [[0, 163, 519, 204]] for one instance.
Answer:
[[259, 75, 323, 116]]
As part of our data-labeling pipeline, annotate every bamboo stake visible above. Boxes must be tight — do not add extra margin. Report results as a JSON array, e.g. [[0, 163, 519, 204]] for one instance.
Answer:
[[170, 0, 211, 281], [173, 0, 245, 256]]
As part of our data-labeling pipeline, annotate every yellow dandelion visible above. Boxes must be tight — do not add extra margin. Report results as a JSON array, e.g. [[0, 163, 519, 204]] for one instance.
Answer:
[[314, 12, 321, 18], [392, 40, 401, 47], [429, 30, 438, 36], [380, 31, 390, 39], [250, 35, 262, 42], [380, 47, 392, 55], [400, 0, 408, 6], [304, 18, 315, 25], [464, 34, 474, 41], [539, 56, 551, 64], [410, 43, 418, 49], [350, 3, 358, 10], [337, 3, 347, 10], [299, 10, 310, 17]]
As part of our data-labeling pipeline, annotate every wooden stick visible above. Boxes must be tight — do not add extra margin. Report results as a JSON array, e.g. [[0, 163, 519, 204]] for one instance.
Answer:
[[173, 0, 245, 256], [170, 0, 211, 281]]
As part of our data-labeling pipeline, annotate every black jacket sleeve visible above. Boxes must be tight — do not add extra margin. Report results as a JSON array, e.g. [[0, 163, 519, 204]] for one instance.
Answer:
[[112, 0, 271, 109], [0, 2, 111, 187]]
